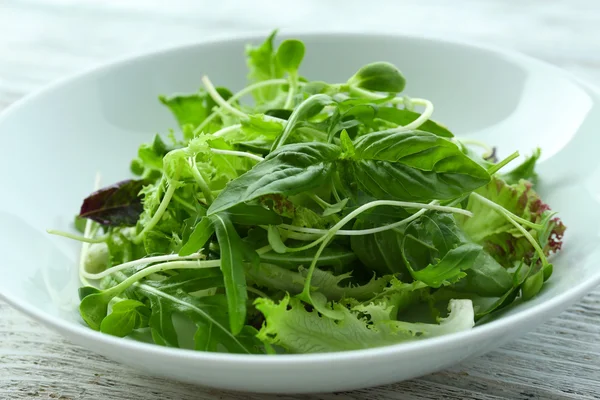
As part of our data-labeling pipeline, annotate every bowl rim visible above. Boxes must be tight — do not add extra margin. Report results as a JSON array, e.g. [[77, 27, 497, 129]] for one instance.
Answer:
[[1, 29, 599, 366]]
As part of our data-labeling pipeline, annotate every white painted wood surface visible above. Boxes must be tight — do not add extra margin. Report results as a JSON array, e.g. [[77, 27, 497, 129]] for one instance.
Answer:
[[0, 1, 599, 398]]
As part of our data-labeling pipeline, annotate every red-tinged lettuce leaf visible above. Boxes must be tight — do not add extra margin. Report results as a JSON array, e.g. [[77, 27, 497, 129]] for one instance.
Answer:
[[79, 179, 150, 226], [457, 176, 566, 265]]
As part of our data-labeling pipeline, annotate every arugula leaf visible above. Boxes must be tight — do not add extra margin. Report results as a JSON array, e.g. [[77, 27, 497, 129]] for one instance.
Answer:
[[100, 299, 150, 338], [227, 203, 282, 226], [405, 243, 482, 288], [246, 263, 389, 301], [178, 217, 214, 256], [208, 142, 341, 215], [341, 130, 490, 201], [208, 213, 249, 335], [400, 213, 481, 287], [79, 179, 150, 226]]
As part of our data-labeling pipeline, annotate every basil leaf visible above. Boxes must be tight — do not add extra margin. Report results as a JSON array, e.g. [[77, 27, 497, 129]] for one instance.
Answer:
[[342, 130, 489, 201], [208, 142, 341, 215]]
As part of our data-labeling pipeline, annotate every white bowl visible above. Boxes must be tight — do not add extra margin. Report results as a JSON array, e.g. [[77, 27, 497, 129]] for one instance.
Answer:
[[0, 32, 599, 394]]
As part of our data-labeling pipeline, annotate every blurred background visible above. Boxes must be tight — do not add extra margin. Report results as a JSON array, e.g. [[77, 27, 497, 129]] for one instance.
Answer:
[[0, 0, 598, 111]]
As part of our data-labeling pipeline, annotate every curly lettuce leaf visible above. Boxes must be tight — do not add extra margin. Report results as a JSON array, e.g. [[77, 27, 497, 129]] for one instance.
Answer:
[[255, 295, 474, 353], [458, 177, 565, 265]]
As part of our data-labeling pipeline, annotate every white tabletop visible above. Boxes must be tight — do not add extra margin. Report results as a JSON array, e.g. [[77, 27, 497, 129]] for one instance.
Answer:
[[1, 1, 599, 399]]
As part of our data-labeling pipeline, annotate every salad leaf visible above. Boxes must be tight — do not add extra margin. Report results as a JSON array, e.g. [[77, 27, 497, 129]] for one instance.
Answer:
[[458, 176, 565, 265], [100, 299, 150, 338], [255, 295, 473, 353], [208, 213, 250, 335], [350, 220, 408, 276], [178, 217, 214, 256], [79, 179, 149, 226], [501, 148, 541, 185], [246, 30, 284, 104], [276, 39, 305, 73], [342, 130, 490, 201], [208, 142, 341, 215]]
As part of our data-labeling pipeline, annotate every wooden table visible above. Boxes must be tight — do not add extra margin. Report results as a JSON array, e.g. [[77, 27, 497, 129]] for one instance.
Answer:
[[1, 1, 599, 399]]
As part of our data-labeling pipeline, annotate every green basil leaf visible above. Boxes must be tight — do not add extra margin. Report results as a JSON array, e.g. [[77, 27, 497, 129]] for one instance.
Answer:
[[208, 142, 341, 215], [144, 269, 224, 294], [342, 130, 489, 201]]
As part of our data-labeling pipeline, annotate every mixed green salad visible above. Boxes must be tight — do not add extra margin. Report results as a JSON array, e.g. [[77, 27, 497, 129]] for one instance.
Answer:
[[50, 32, 565, 354]]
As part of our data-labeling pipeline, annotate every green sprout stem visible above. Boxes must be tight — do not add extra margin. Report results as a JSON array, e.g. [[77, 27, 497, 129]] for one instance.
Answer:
[[298, 200, 470, 298], [209, 148, 264, 162], [189, 157, 214, 204], [487, 151, 519, 175], [47, 229, 108, 243], [470, 192, 543, 230], [194, 78, 291, 135], [273, 94, 332, 150], [82, 253, 207, 280], [283, 72, 298, 109], [270, 200, 471, 255]]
